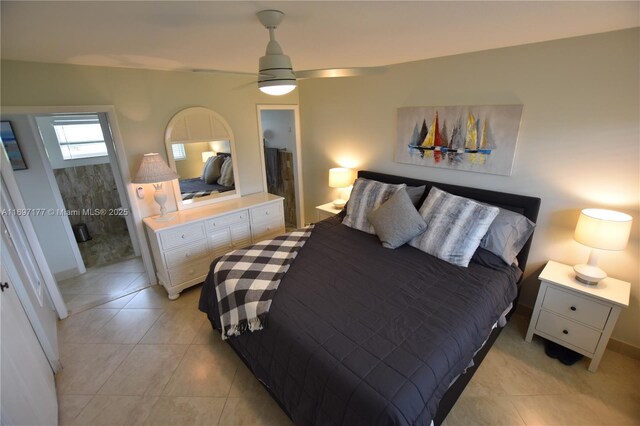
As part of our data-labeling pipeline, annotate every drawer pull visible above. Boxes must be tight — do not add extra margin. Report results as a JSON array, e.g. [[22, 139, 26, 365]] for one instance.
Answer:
[[265, 211, 270, 216], [181, 234, 186, 239], [563, 329, 569, 335], [570, 306, 577, 311], [185, 252, 191, 258]]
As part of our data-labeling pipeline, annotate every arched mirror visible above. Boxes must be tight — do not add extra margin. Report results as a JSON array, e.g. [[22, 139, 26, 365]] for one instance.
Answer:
[[165, 107, 240, 210]]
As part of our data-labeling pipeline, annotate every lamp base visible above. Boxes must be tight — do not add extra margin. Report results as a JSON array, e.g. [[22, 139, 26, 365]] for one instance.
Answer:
[[154, 214, 176, 222], [332, 198, 346, 209], [573, 264, 607, 286]]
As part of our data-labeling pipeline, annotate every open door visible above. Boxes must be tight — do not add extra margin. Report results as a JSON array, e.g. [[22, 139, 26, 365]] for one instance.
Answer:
[[257, 105, 305, 228]]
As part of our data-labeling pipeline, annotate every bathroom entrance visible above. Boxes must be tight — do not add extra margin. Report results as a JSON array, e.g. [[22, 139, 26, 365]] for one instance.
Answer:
[[0, 108, 150, 313]]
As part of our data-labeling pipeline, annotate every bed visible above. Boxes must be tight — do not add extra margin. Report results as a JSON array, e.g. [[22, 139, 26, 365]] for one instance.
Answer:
[[199, 170, 541, 425], [178, 177, 234, 200]]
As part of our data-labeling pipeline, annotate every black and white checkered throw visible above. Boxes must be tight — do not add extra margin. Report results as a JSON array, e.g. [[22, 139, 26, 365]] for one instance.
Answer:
[[214, 225, 314, 340]]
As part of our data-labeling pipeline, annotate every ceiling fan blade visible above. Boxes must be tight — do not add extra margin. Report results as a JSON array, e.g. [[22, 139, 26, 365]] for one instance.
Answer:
[[192, 69, 258, 77], [294, 66, 387, 79]]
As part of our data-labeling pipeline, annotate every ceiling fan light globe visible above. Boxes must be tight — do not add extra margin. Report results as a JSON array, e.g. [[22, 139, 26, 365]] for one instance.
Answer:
[[259, 82, 296, 96]]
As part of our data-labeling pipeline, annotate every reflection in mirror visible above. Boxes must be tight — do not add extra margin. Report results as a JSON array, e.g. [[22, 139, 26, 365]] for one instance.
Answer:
[[165, 107, 240, 210]]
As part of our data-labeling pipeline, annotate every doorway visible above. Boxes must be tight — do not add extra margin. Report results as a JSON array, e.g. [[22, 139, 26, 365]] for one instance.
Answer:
[[257, 105, 304, 229], [1, 107, 154, 314]]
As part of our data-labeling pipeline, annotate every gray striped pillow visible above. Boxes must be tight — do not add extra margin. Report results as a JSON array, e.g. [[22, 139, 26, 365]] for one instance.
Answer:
[[342, 178, 406, 234], [409, 187, 499, 267]]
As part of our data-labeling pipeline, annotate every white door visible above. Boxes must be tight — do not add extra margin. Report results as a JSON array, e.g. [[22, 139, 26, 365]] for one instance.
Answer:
[[1, 261, 58, 426], [1, 185, 61, 371]]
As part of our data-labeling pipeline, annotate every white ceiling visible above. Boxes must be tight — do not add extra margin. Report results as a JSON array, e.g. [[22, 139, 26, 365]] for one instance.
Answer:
[[1, 1, 638, 74]]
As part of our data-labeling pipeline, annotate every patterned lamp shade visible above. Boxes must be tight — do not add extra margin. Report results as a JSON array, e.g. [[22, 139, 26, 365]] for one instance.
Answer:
[[132, 153, 178, 184]]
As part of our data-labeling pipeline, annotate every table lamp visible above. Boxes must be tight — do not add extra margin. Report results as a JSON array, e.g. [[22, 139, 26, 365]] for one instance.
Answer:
[[573, 208, 632, 285], [132, 153, 179, 221], [328, 168, 354, 209]]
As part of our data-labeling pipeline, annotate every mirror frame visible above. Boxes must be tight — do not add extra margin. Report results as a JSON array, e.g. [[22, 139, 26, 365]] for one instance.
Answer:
[[165, 107, 240, 210]]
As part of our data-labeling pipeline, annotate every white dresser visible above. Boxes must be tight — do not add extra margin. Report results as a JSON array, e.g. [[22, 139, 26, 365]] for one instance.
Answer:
[[144, 193, 285, 299]]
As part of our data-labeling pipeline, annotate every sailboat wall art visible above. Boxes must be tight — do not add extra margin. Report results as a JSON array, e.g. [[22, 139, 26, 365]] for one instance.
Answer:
[[395, 105, 523, 176]]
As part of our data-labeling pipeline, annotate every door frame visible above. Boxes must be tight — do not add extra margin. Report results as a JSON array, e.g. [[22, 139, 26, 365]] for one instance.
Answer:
[[256, 104, 305, 228], [2, 105, 157, 298], [0, 143, 69, 321]]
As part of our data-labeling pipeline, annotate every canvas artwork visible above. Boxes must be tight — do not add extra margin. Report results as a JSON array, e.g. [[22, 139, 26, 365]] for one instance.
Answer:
[[395, 105, 523, 176], [0, 121, 27, 171]]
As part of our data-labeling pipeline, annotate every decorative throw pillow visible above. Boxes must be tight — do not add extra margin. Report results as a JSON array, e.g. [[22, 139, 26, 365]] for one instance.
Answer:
[[201, 156, 213, 180], [342, 178, 406, 234], [204, 155, 224, 184], [217, 156, 234, 186], [479, 207, 535, 265], [368, 189, 427, 249], [406, 185, 426, 206], [409, 187, 499, 267]]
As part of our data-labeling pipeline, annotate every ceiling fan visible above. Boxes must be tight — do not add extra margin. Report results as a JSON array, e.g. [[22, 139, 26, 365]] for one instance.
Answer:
[[193, 10, 386, 95]]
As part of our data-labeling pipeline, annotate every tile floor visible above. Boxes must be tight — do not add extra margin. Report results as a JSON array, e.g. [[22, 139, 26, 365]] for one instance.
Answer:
[[57, 257, 150, 314], [56, 284, 640, 426]]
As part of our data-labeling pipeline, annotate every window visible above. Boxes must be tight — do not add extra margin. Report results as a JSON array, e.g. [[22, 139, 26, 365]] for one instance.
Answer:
[[172, 143, 186, 161], [52, 115, 108, 160]]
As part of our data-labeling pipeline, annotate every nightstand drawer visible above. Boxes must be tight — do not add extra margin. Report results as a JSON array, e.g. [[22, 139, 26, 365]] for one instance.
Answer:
[[160, 223, 206, 250], [542, 286, 611, 330], [537, 310, 601, 353]]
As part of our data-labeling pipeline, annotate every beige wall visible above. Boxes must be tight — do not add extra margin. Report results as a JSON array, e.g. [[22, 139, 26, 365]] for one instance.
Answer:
[[0, 60, 297, 217], [298, 29, 640, 347]]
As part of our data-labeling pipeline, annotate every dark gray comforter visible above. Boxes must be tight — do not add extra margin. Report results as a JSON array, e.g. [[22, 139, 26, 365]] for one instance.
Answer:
[[199, 216, 519, 425]]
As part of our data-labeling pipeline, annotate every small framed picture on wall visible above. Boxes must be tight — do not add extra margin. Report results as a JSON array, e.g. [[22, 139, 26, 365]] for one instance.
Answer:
[[0, 121, 27, 170]]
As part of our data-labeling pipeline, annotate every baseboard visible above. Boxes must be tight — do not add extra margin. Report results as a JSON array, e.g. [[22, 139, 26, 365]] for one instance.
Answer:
[[54, 267, 82, 282], [515, 303, 640, 360]]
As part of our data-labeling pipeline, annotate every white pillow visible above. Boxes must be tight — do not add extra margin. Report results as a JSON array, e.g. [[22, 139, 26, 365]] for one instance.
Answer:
[[342, 178, 406, 234], [410, 187, 499, 267]]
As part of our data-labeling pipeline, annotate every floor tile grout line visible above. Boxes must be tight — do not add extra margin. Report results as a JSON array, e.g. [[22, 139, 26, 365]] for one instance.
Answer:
[[154, 338, 194, 397], [90, 343, 137, 397]]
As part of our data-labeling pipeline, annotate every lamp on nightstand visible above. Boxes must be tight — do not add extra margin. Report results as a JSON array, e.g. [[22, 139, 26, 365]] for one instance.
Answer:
[[573, 208, 632, 285], [328, 168, 354, 209], [132, 153, 179, 222]]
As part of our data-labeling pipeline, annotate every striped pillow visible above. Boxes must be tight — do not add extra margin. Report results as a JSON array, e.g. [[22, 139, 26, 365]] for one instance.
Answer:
[[217, 156, 234, 186], [409, 187, 499, 267], [342, 178, 406, 234]]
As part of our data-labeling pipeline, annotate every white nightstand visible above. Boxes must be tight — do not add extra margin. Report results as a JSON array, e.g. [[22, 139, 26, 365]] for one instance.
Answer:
[[525, 260, 630, 372], [315, 202, 342, 221]]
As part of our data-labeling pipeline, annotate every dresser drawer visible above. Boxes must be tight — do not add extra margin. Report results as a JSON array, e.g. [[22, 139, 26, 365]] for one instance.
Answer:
[[160, 223, 206, 250], [250, 202, 282, 224], [536, 310, 601, 353], [252, 218, 285, 242], [167, 258, 211, 287], [230, 222, 252, 248], [164, 241, 209, 269], [208, 229, 232, 255], [542, 286, 611, 330], [206, 210, 249, 231]]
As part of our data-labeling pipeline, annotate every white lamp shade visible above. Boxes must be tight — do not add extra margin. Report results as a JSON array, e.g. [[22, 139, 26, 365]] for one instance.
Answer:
[[132, 153, 178, 184], [328, 168, 354, 188], [574, 208, 632, 251], [202, 151, 215, 163]]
